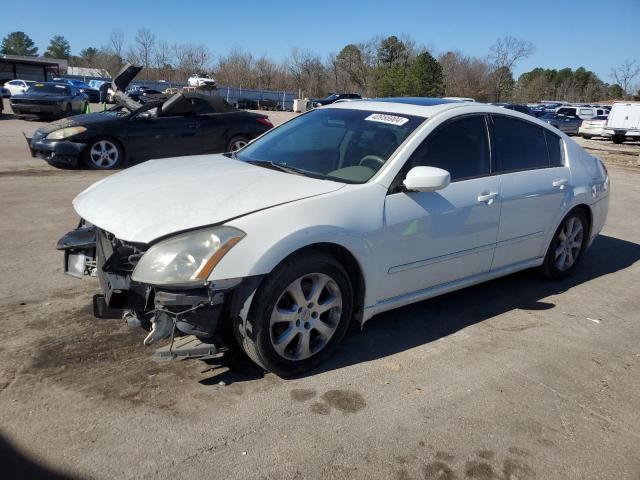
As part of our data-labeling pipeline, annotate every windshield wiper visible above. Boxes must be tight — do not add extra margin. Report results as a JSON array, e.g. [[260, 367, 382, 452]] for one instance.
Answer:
[[245, 160, 307, 176]]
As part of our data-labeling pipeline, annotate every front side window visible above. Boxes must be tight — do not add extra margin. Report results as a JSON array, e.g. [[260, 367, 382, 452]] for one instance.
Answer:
[[407, 115, 490, 181], [493, 116, 549, 171], [235, 108, 424, 184]]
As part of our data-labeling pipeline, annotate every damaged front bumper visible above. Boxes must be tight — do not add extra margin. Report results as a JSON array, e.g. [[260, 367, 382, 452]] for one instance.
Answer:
[[57, 223, 261, 349], [25, 132, 86, 167]]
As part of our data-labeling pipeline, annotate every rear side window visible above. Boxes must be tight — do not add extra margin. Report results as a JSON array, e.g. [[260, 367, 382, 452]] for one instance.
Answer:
[[545, 130, 564, 167], [493, 116, 548, 171], [409, 115, 490, 181]]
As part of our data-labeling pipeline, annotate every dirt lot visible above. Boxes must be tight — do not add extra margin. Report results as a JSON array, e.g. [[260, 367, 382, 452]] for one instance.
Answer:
[[0, 101, 639, 480]]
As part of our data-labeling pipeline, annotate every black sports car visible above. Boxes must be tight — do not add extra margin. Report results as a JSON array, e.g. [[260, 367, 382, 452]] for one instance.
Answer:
[[26, 64, 274, 169], [11, 82, 89, 119]]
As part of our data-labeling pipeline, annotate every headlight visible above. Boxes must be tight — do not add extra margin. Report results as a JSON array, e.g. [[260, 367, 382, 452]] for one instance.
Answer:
[[131, 227, 245, 286], [46, 126, 87, 140]]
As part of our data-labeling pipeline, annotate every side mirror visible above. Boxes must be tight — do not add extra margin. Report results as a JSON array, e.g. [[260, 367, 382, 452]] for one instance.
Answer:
[[403, 166, 450, 192]]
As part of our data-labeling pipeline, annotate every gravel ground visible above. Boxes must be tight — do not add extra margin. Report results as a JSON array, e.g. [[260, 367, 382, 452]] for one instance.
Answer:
[[0, 101, 639, 480]]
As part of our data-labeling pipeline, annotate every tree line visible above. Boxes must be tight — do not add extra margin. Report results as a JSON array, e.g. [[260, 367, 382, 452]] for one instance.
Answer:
[[2, 30, 639, 101]]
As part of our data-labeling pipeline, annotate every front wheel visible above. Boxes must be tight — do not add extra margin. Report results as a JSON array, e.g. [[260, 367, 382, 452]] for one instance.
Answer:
[[83, 138, 124, 170], [227, 135, 250, 152], [541, 209, 588, 279], [612, 135, 624, 144], [238, 251, 353, 377], [581, 135, 592, 139]]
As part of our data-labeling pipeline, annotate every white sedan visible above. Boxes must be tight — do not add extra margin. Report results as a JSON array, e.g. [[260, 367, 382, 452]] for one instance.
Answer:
[[187, 73, 217, 89], [3, 79, 35, 96], [58, 98, 610, 376], [579, 115, 609, 139]]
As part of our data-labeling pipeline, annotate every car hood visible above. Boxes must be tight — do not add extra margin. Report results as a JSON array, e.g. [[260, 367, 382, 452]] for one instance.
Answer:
[[36, 112, 118, 134], [73, 154, 345, 243], [12, 93, 68, 101]]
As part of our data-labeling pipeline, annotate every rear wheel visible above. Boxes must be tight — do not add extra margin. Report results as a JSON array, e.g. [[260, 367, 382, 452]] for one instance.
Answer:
[[612, 135, 624, 144], [237, 251, 353, 377], [83, 138, 123, 170], [227, 135, 250, 152], [581, 135, 592, 139], [542, 209, 588, 280]]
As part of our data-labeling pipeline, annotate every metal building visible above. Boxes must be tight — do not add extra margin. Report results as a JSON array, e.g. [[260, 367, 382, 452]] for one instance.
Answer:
[[0, 54, 67, 83]]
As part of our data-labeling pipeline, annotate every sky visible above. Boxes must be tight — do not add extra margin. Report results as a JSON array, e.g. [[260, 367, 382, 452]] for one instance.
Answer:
[[2, 0, 639, 81]]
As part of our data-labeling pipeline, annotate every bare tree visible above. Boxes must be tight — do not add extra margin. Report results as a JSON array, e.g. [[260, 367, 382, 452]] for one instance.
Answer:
[[109, 30, 125, 58], [611, 60, 640, 98], [488, 36, 534, 101], [133, 28, 156, 69]]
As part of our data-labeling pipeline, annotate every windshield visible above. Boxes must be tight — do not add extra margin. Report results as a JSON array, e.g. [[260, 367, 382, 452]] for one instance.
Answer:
[[27, 83, 70, 95], [235, 108, 424, 184]]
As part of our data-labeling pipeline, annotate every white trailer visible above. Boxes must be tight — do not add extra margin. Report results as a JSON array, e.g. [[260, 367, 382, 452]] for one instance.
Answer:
[[602, 101, 640, 144]]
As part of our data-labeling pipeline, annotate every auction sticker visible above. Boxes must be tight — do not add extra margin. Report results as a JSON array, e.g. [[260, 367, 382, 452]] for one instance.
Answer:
[[365, 113, 409, 126]]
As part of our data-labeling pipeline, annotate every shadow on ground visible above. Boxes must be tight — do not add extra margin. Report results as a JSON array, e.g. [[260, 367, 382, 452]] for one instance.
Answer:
[[0, 432, 81, 480], [203, 234, 640, 383]]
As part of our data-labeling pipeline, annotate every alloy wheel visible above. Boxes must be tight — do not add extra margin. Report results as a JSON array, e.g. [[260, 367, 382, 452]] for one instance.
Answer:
[[229, 139, 248, 151], [269, 273, 343, 361], [89, 140, 119, 169], [555, 215, 584, 271]]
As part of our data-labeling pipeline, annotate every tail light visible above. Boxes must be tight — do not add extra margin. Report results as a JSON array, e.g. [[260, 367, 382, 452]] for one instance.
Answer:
[[256, 117, 274, 128]]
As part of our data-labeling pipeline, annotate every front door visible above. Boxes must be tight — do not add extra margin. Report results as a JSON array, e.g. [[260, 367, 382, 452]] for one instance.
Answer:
[[128, 114, 202, 161], [377, 115, 502, 301]]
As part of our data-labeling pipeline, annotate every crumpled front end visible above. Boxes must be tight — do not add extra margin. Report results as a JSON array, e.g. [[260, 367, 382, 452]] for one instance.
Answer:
[[26, 130, 86, 167], [57, 222, 260, 350]]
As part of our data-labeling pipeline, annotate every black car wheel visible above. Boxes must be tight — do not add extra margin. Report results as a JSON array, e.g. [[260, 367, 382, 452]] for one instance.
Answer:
[[237, 251, 353, 377], [83, 138, 124, 170], [541, 209, 588, 280], [227, 135, 250, 152], [612, 135, 624, 144]]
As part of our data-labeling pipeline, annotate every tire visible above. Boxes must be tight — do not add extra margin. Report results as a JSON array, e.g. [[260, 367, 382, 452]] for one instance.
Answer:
[[238, 251, 353, 377], [582, 135, 592, 139], [541, 209, 589, 280], [612, 135, 624, 144], [227, 135, 250, 152], [82, 138, 124, 170]]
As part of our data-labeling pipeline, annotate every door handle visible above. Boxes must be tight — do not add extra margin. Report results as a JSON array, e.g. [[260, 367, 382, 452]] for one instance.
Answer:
[[552, 178, 568, 189], [477, 191, 499, 204]]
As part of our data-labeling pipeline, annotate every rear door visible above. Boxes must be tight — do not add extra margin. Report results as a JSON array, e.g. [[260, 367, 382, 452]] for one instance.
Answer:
[[490, 115, 570, 269], [379, 115, 502, 300]]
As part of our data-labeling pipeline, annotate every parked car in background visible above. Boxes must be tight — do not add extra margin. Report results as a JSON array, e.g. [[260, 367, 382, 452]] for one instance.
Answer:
[[578, 115, 608, 139], [53, 78, 100, 103], [257, 98, 280, 110], [4, 79, 35, 96], [601, 101, 640, 144], [57, 98, 609, 376], [312, 93, 362, 107], [26, 64, 273, 170], [493, 103, 534, 116], [188, 73, 217, 89], [540, 112, 582, 135], [556, 106, 607, 119], [127, 88, 165, 103], [11, 82, 88, 119]]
